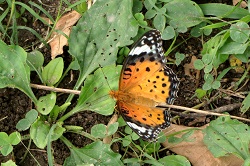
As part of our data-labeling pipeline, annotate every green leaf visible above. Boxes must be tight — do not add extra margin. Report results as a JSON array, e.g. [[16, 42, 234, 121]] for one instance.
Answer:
[[30, 117, 50, 149], [132, 0, 143, 14], [202, 54, 212, 65], [204, 64, 213, 73], [37, 93, 56, 115], [107, 122, 119, 136], [195, 89, 207, 99], [190, 22, 207, 37], [230, 21, 250, 43], [9, 132, 21, 145], [72, 65, 121, 116], [211, 80, 221, 89], [91, 124, 107, 138], [64, 141, 123, 166], [241, 93, 250, 114], [158, 155, 191, 166], [0, 132, 21, 156], [153, 14, 165, 31], [199, 3, 249, 19], [27, 50, 44, 72], [202, 82, 211, 91], [50, 124, 65, 141], [203, 116, 250, 159], [68, 0, 138, 91], [16, 109, 38, 131], [0, 40, 37, 103], [219, 40, 249, 54], [25, 109, 38, 123], [1, 160, 17, 166], [174, 52, 185, 66], [42, 57, 64, 86], [165, 0, 203, 29], [145, 9, 157, 19], [194, 59, 204, 70], [16, 119, 30, 131], [162, 26, 175, 40]]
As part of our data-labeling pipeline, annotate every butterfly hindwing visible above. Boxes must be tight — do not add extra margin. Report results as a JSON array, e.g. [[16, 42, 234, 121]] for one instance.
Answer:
[[118, 101, 170, 140]]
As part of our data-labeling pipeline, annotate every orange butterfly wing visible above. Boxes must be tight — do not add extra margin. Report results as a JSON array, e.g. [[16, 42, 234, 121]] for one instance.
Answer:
[[110, 30, 179, 141]]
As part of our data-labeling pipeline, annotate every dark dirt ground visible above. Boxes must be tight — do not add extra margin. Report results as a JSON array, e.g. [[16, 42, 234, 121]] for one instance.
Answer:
[[0, 0, 249, 165]]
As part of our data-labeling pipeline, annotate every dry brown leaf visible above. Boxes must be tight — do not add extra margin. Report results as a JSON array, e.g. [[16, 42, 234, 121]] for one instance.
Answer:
[[162, 124, 244, 166], [183, 56, 197, 76], [233, 0, 247, 8], [49, 10, 81, 59]]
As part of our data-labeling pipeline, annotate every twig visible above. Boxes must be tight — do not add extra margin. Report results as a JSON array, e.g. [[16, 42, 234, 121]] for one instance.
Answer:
[[161, 104, 250, 122], [30, 83, 80, 95]]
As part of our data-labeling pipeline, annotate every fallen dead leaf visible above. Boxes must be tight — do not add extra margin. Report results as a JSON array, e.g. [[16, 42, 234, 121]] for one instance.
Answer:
[[49, 10, 81, 59], [233, 0, 247, 8], [162, 124, 244, 166], [184, 56, 198, 77]]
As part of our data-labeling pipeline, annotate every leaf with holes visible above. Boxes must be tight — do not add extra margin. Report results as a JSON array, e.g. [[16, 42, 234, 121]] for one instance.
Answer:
[[203, 116, 250, 160], [37, 93, 56, 115], [0, 40, 37, 103], [72, 65, 121, 116], [69, 0, 138, 89]]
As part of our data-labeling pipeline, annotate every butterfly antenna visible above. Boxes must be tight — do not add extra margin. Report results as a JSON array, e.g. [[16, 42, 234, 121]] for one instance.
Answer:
[[98, 64, 113, 92]]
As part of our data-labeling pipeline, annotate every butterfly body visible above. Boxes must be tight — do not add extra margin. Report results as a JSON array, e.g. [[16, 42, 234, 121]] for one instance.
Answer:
[[110, 30, 179, 141]]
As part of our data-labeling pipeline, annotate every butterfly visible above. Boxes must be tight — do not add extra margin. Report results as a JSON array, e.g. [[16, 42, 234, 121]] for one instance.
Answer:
[[109, 29, 179, 141]]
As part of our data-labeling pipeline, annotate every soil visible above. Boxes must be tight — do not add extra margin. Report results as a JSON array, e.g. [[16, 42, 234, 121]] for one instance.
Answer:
[[0, 0, 249, 165]]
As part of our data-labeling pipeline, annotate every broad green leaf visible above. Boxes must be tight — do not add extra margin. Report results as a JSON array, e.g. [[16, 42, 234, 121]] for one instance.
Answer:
[[1, 160, 17, 166], [219, 40, 249, 54], [158, 155, 191, 166], [241, 93, 250, 114], [230, 21, 250, 43], [91, 124, 107, 138], [30, 117, 50, 149], [199, 3, 249, 19], [165, 0, 203, 29], [64, 141, 122, 166], [42, 57, 64, 86], [203, 116, 250, 160], [0, 40, 37, 103], [68, 0, 137, 91], [72, 65, 121, 116], [37, 93, 56, 115]]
